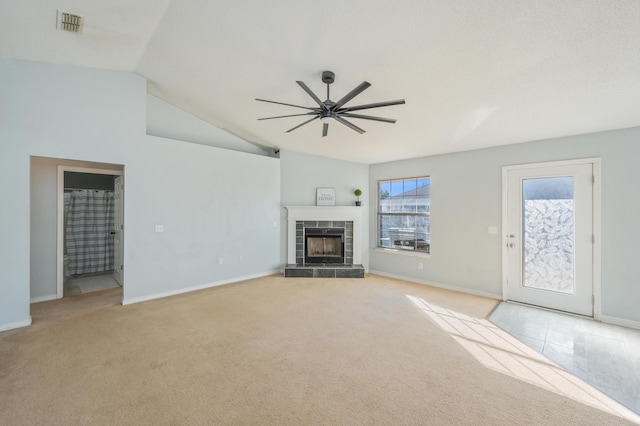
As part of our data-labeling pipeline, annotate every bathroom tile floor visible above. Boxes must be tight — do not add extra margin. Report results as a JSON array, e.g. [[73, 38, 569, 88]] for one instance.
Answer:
[[64, 273, 120, 296], [489, 302, 640, 415]]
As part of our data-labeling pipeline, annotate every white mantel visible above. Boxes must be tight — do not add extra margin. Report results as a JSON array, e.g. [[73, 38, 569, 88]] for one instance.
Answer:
[[284, 206, 364, 265]]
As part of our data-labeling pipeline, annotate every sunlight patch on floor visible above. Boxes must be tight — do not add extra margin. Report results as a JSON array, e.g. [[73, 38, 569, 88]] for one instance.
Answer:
[[406, 295, 640, 424]]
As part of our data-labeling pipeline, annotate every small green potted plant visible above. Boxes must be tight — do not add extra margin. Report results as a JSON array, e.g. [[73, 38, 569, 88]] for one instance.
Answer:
[[354, 189, 363, 206]]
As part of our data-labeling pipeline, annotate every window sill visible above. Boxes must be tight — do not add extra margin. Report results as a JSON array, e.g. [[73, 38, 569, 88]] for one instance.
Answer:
[[374, 247, 431, 258]]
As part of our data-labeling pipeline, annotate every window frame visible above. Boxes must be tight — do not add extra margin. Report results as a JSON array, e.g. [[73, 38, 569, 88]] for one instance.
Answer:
[[377, 176, 431, 256]]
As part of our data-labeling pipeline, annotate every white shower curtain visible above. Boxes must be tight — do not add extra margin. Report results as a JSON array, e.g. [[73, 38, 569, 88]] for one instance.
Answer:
[[65, 190, 115, 275]]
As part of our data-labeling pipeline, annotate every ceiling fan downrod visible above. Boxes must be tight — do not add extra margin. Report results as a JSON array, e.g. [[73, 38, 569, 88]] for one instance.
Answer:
[[322, 70, 335, 101]]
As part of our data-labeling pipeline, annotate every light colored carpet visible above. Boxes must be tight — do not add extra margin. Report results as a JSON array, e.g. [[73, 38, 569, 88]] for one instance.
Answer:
[[1, 274, 637, 425]]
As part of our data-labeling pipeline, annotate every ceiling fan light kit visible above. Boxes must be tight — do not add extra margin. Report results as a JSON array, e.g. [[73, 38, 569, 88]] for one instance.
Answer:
[[256, 71, 405, 137]]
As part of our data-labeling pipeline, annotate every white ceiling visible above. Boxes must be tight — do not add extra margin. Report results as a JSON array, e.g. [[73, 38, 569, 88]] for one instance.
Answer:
[[2, 0, 640, 164]]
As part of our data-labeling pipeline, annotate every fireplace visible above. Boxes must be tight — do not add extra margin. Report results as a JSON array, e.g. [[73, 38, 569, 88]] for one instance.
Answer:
[[305, 228, 345, 264], [284, 206, 364, 278], [295, 221, 352, 265]]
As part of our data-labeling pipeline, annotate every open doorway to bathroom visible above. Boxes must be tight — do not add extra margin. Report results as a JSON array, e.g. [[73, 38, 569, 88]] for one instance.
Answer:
[[57, 166, 124, 298]]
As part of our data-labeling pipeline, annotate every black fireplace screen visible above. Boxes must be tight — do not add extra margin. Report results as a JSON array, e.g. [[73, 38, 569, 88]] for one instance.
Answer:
[[305, 228, 345, 264]]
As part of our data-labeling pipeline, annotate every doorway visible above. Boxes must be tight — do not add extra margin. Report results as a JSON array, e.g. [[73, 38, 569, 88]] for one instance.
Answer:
[[57, 166, 124, 298], [502, 159, 600, 317]]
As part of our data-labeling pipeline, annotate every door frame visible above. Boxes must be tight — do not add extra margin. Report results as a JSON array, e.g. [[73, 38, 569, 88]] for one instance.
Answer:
[[501, 158, 601, 320], [56, 166, 124, 299]]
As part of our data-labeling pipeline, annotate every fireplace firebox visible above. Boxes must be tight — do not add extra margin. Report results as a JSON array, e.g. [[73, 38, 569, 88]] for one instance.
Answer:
[[305, 228, 345, 264]]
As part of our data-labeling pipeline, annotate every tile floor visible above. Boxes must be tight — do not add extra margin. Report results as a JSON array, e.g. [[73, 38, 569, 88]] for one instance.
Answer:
[[64, 272, 120, 296], [489, 302, 640, 415]]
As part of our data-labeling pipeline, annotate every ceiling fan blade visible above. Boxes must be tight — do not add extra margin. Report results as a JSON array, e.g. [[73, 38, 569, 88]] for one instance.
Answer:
[[334, 116, 365, 134], [333, 81, 371, 109], [255, 98, 317, 111], [258, 112, 317, 120], [339, 113, 397, 123], [322, 123, 329, 137], [296, 81, 325, 109], [339, 99, 405, 112], [285, 115, 320, 133]]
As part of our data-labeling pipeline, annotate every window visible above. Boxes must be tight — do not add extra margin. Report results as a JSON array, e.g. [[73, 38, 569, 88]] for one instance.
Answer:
[[378, 176, 430, 254]]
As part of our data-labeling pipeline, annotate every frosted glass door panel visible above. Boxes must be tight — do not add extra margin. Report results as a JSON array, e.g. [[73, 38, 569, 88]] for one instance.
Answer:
[[522, 177, 574, 294]]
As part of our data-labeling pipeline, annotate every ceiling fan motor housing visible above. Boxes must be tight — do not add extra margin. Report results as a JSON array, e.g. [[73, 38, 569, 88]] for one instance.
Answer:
[[322, 71, 335, 84]]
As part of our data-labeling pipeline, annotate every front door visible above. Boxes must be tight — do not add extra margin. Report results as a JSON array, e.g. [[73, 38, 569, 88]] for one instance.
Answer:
[[504, 161, 594, 316]]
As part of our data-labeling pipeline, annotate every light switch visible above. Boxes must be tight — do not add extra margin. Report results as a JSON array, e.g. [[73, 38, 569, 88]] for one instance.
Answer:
[[155, 225, 164, 233], [488, 226, 498, 235]]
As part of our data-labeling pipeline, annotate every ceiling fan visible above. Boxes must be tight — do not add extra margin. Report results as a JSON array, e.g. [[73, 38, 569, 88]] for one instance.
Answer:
[[256, 71, 405, 137]]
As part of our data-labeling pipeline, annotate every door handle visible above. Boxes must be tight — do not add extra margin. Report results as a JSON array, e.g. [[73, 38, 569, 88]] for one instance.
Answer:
[[508, 243, 515, 248]]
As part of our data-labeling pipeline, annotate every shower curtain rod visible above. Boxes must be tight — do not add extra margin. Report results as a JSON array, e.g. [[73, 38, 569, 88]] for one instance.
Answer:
[[64, 188, 115, 191]]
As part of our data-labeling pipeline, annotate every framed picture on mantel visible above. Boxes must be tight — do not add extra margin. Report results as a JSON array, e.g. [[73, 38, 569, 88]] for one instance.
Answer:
[[316, 188, 336, 206]]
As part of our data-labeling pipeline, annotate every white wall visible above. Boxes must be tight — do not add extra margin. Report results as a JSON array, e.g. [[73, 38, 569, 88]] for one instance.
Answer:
[[30, 157, 123, 302], [279, 150, 369, 268], [0, 59, 280, 330], [369, 126, 640, 324], [146, 94, 270, 156], [123, 135, 280, 304]]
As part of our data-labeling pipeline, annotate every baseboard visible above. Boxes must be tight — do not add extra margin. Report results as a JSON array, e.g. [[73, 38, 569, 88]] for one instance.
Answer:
[[0, 317, 32, 332], [30, 294, 58, 304], [122, 269, 281, 306], [601, 315, 640, 330], [368, 270, 501, 300]]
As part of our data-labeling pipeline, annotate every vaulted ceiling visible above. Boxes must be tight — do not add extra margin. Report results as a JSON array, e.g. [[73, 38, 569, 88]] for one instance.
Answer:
[[2, 1, 640, 164]]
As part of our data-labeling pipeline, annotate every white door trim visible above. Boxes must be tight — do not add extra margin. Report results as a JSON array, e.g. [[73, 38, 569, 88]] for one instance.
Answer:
[[113, 175, 124, 286], [56, 166, 124, 299], [501, 158, 601, 320]]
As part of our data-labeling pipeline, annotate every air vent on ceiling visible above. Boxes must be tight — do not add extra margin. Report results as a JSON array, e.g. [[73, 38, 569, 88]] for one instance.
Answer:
[[57, 10, 83, 33]]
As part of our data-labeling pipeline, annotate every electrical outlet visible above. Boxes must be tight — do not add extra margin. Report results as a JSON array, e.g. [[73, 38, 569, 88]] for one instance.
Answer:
[[218, 257, 223, 265], [418, 262, 423, 270]]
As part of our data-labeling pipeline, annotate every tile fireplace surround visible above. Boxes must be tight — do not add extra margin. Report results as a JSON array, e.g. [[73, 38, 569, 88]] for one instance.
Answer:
[[284, 206, 365, 278]]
